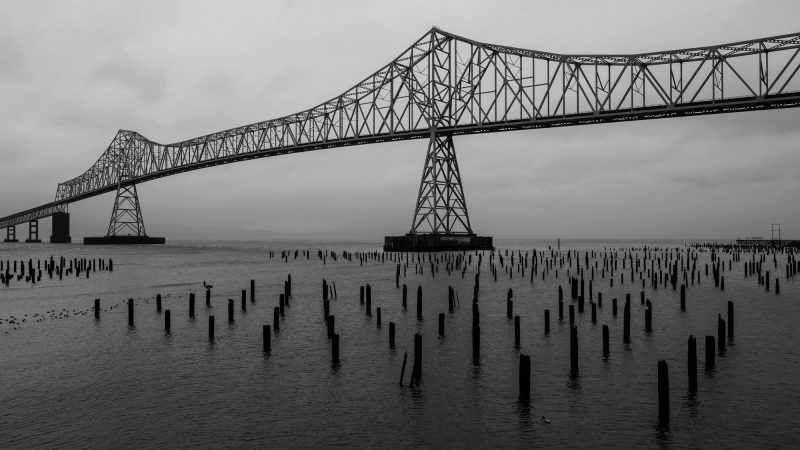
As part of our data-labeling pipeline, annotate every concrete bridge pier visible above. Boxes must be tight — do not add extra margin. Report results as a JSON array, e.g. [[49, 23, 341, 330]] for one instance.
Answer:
[[4, 225, 18, 243], [25, 220, 41, 243], [50, 212, 71, 243]]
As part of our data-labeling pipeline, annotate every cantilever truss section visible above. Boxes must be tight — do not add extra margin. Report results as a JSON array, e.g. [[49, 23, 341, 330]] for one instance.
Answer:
[[410, 134, 472, 235], [3, 27, 800, 229]]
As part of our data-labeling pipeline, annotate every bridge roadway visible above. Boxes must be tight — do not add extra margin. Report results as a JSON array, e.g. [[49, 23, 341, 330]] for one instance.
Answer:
[[2, 28, 800, 237]]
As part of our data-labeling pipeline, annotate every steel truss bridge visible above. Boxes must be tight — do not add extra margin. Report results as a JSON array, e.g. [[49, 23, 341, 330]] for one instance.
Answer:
[[2, 27, 800, 243]]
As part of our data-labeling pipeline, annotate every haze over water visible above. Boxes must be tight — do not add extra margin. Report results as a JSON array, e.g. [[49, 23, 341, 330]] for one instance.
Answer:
[[1, 239, 798, 448]]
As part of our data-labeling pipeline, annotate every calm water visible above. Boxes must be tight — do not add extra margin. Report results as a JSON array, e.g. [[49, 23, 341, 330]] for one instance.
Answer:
[[1, 239, 798, 449]]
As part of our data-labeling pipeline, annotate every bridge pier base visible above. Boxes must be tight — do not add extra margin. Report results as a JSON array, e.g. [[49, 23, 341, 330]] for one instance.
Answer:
[[50, 212, 71, 243], [4, 226, 18, 243], [25, 220, 41, 243]]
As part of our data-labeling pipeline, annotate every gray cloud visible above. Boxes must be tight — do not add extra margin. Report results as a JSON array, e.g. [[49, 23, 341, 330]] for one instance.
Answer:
[[1, 0, 799, 240]]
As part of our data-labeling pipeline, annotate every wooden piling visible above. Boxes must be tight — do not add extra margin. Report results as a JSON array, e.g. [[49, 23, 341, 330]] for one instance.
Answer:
[[559, 300, 564, 321], [206, 288, 210, 307], [412, 333, 422, 383], [189, 293, 195, 318], [399, 351, 407, 385], [680, 284, 686, 311], [156, 294, 162, 312], [263, 325, 271, 352], [389, 322, 396, 348], [569, 304, 575, 325], [514, 315, 521, 347], [645, 300, 652, 332], [279, 294, 285, 317], [228, 299, 234, 323], [165, 310, 171, 333], [241, 290, 246, 311], [377, 307, 381, 327], [327, 315, 335, 339], [658, 360, 669, 424], [366, 296, 372, 316], [591, 302, 597, 323], [128, 298, 134, 327], [507, 299, 513, 318], [438, 312, 445, 336], [570, 325, 579, 374], [705, 336, 715, 369], [602, 325, 609, 356], [472, 324, 480, 360], [332, 333, 340, 364], [623, 298, 630, 343], [208, 316, 215, 341], [519, 354, 531, 403], [273, 307, 280, 332], [688, 335, 697, 391], [250, 279, 255, 302], [94, 299, 100, 319], [416, 286, 422, 320], [612, 298, 618, 316], [545, 309, 550, 333], [718, 315, 725, 351], [402, 284, 407, 309]]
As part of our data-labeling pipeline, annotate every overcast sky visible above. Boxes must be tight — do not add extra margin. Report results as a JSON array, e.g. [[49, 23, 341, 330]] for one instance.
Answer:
[[1, 0, 799, 240]]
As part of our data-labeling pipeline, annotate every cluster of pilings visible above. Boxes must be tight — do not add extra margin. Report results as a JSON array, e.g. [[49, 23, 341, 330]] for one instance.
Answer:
[[10, 240, 794, 426], [0, 256, 113, 286]]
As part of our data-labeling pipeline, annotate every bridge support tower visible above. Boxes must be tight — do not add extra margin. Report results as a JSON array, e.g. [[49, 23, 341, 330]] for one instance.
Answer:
[[84, 182, 164, 245], [25, 220, 41, 243], [50, 211, 71, 243], [384, 134, 492, 252], [4, 226, 18, 243]]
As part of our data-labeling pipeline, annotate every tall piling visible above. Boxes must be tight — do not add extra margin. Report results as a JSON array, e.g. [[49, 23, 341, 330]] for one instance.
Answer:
[[412, 333, 422, 383], [263, 325, 271, 352], [658, 360, 670, 424], [602, 325, 609, 356], [570, 325, 579, 374], [545, 309, 550, 334], [519, 354, 531, 403], [705, 336, 715, 369], [623, 298, 631, 343], [688, 335, 697, 391], [127, 298, 134, 327], [332, 333, 340, 364]]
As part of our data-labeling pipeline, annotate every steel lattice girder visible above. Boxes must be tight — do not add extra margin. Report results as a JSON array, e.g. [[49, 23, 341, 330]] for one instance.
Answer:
[[3, 27, 800, 228]]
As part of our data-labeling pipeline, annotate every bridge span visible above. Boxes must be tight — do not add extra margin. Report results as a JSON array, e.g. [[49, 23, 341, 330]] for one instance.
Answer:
[[2, 28, 800, 247]]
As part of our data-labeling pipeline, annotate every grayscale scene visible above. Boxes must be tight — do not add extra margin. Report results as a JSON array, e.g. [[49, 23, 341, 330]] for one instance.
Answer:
[[2, 1, 799, 448]]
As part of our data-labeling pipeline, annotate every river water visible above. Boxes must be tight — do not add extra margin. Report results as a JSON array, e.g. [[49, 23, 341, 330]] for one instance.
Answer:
[[0, 239, 798, 448]]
